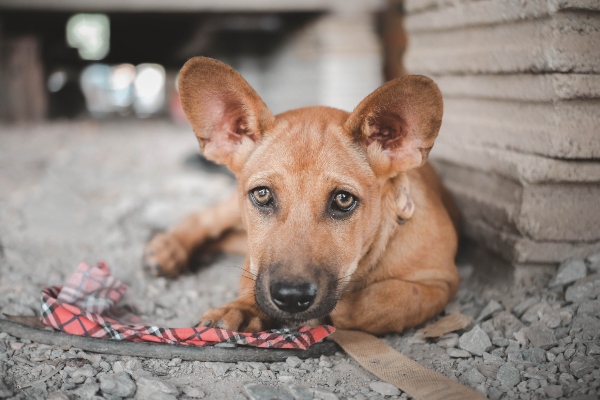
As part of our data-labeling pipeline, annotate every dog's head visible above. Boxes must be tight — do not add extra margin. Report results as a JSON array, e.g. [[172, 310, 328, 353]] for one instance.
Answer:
[[179, 57, 443, 323]]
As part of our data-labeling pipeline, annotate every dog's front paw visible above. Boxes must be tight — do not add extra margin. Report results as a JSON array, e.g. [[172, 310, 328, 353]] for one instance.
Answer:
[[198, 302, 271, 332], [143, 232, 189, 278]]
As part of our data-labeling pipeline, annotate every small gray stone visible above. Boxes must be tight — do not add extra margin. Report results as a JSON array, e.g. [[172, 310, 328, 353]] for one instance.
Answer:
[[299, 362, 315, 372], [135, 377, 178, 400], [278, 375, 295, 384], [285, 356, 302, 368], [524, 325, 558, 350], [521, 302, 552, 324], [513, 297, 540, 317], [209, 362, 233, 377], [550, 259, 587, 288], [131, 369, 152, 380], [288, 385, 314, 400], [288, 367, 307, 376], [71, 364, 97, 379], [506, 351, 523, 364], [167, 358, 181, 367], [586, 343, 600, 356], [492, 337, 509, 347], [459, 325, 492, 356], [586, 252, 600, 273], [113, 360, 126, 374], [558, 372, 576, 385], [99, 361, 111, 371], [560, 310, 573, 326], [248, 362, 267, 371], [437, 333, 459, 348], [497, 364, 520, 388], [126, 359, 143, 371], [69, 382, 100, 400], [100, 372, 137, 398], [483, 352, 504, 364], [540, 312, 562, 329], [543, 385, 563, 398], [570, 357, 598, 378], [521, 348, 547, 364], [243, 383, 294, 400], [369, 382, 400, 396], [477, 300, 503, 321], [182, 386, 205, 398], [447, 348, 472, 358], [47, 392, 70, 400], [565, 275, 600, 303], [313, 387, 338, 400], [464, 368, 486, 385], [488, 387, 502, 400], [577, 300, 600, 317], [260, 370, 276, 381], [493, 312, 524, 338], [528, 379, 540, 390]]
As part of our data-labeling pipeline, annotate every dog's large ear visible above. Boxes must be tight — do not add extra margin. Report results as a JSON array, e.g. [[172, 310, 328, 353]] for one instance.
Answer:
[[178, 57, 274, 173], [344, 75, 443, 178]]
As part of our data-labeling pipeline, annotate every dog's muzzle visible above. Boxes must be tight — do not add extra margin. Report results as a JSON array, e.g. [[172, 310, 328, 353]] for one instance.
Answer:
[[254, 264, 339, 322]]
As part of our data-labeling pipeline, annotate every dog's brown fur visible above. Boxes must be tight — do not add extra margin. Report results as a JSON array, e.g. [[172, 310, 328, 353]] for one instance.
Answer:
[[144, 57, 460, 335]]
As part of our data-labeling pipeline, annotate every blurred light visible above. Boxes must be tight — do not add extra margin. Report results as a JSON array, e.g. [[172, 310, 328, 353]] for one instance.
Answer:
[[133, 64, 166, 117], [80, 64, 113, 116], [67, 14, 110, 60], [79, 63, 166, 118], [47, 70, 67, 93], [109, 64, 136, 110], [110, 64, 136, 90]]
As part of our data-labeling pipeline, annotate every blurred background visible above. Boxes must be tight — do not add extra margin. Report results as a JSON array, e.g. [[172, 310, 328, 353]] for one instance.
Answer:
[[0, 0, 599, 282], [0, 0, 387, 122]]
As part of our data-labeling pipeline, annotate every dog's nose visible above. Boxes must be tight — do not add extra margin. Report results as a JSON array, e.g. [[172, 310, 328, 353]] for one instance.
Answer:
[[270, 281, 317, 314]]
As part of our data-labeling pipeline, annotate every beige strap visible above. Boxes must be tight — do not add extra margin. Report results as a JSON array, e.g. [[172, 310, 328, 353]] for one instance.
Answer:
[[331, 330, 485, 400]]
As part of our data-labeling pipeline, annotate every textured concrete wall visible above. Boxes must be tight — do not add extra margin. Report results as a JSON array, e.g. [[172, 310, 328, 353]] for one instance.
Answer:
[[402, 0, 600, 267]]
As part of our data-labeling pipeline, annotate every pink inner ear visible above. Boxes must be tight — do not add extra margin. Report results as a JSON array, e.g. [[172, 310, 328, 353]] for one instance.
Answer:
[[212, 101, 259, 144], [365, 113, 407, 150]]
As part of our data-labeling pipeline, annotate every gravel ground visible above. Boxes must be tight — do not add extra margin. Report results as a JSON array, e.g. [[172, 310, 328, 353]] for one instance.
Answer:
[[0, 120, 598, 400]]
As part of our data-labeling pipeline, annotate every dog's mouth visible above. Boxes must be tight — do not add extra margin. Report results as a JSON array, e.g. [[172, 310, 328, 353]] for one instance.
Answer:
[[253, 267, 340, 324]]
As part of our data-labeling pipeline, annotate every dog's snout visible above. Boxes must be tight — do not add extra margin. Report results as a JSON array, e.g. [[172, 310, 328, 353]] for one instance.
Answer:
[[270, 281, 317, 314]]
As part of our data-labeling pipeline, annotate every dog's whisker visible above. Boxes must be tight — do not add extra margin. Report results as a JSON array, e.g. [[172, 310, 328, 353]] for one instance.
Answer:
[[239, 274, 256, 282], [224, 265, 258, 279]]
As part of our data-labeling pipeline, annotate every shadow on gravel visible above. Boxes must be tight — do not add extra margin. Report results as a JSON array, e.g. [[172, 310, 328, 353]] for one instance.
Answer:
[[183, 152, 235, 179]]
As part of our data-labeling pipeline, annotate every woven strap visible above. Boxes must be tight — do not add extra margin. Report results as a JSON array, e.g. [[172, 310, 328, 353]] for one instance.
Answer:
[[331, 330, 484, 400]]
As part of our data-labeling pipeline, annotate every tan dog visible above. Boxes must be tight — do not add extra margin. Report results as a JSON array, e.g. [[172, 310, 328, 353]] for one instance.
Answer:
[[144, 57, 460, 335]]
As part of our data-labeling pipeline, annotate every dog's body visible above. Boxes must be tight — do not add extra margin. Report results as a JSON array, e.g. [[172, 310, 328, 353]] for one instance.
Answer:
[[144, 57, 460, 335]]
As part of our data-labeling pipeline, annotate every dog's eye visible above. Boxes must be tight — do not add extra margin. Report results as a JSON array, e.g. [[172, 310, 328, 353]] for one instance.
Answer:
[[331, 191, 358, 213], [250, 187, 273, 207]]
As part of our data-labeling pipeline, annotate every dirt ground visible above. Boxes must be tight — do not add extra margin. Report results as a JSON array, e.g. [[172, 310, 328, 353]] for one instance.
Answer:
[[0, 120, 598, 400]]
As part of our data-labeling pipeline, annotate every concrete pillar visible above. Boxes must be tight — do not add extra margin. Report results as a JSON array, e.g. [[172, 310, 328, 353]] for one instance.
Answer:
[[401, 0, 600, 268], [232, 12, 383, 115]]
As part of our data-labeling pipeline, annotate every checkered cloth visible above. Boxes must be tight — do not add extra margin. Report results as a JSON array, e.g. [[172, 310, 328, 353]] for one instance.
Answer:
[[40, 262, 334, 349]]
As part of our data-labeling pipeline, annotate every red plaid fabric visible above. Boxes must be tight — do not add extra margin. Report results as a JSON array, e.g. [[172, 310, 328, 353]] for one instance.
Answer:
[[41, 262, 334, 350]]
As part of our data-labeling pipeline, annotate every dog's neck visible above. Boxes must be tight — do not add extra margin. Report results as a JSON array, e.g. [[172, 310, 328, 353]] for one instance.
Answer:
[[348, 173, 414, 287]]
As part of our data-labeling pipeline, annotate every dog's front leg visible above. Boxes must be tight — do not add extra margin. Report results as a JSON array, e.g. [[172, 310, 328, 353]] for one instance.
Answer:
[[144, 193, 241, 277], [330, 276, 457, 335]]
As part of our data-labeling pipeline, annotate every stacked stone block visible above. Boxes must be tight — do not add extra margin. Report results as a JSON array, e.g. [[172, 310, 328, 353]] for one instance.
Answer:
[[401, 0, 600, 267]]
